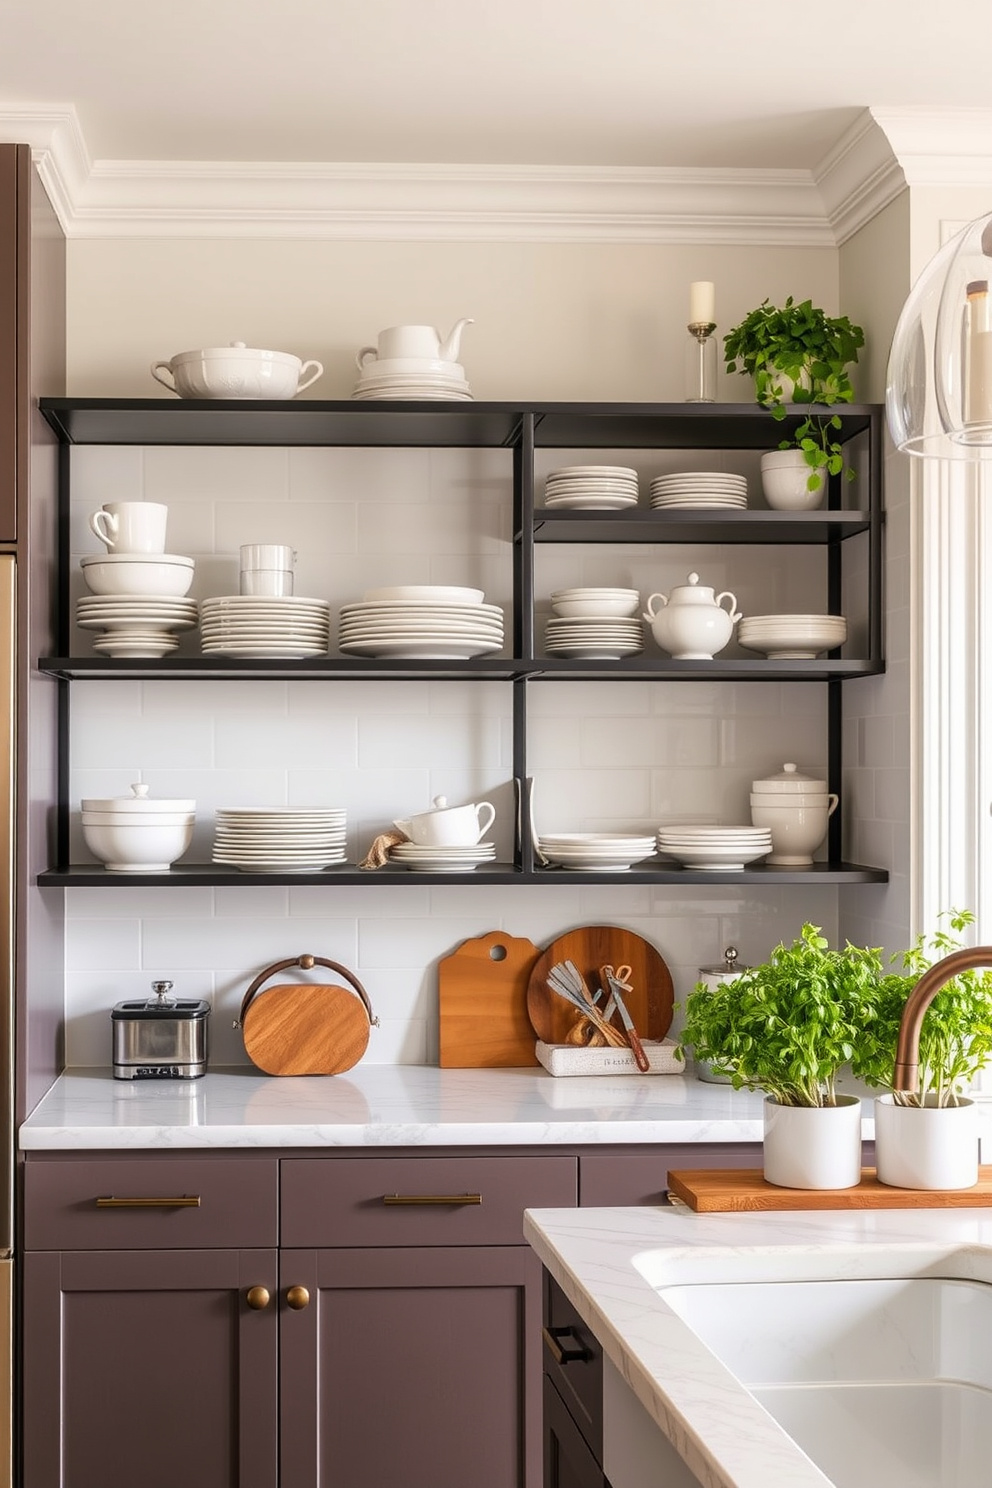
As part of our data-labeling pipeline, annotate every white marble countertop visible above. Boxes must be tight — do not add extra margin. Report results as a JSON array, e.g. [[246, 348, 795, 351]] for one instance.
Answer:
[[524, 1203, 992, 1488], [18, 1066, 784, 1151]]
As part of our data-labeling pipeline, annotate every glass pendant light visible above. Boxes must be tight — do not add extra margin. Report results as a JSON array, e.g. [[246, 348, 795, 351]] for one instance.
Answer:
[[886, 212, 992, 459]]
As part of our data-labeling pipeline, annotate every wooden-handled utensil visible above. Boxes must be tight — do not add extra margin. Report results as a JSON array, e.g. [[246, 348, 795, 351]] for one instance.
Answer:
[[608, 974, 651, 1073]]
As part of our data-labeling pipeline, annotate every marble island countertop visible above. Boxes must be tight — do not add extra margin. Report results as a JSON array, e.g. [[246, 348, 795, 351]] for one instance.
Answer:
[[524, 1203, 992, 1488], [17, 1065, 785, 1150]]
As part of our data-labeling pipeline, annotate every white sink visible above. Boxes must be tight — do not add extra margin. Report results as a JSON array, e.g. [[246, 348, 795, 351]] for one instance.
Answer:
[[657, 1277, 992, 1488]]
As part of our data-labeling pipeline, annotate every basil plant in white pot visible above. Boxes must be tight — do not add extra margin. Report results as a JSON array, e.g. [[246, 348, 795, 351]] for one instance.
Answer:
[[678, 923, 881, 1189], [850, 911, 992, 1191]]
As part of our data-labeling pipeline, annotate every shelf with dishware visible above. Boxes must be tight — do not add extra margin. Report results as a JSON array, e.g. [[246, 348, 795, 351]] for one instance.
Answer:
[[37, 394, 887, 890]]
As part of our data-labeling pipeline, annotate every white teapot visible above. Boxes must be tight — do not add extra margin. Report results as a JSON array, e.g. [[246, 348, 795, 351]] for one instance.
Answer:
[[642, 572, 742, 660], [357, 319, 474, 369], [394, 794, 496, 847]]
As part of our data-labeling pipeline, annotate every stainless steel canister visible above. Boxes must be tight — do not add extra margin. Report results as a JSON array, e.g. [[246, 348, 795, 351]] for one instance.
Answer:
[[111, 980, 209, 1080], [693, 946, 750, 1084]]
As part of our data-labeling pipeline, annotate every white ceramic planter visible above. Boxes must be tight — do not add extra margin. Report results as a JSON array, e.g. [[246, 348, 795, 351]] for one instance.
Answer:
[[759, 448, 826, 510], [763, 1094, 863, 1189], [874, 1094, 979, 1190]]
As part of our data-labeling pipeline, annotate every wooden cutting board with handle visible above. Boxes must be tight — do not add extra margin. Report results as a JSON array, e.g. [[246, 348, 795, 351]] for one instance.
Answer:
[[438, 931, 541, 1067], [526, 925, 674, 1047]]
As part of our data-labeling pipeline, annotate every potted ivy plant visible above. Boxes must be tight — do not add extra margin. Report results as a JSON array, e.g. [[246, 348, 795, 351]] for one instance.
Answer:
[[849, 910, 992, 1190], [677, 922, 882, 1189], [723, 297, 865, 501]]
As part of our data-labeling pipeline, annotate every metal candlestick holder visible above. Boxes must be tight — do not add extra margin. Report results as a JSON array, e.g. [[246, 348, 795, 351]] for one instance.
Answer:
[[685, 320, 717, 403]]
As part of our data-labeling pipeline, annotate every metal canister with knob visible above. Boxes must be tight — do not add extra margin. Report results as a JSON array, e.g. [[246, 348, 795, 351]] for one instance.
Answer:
[[693, 946, 750, 1084]]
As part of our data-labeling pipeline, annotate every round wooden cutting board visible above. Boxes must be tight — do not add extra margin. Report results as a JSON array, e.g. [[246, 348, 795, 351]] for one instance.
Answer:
[[525, 925, 674, 1047]]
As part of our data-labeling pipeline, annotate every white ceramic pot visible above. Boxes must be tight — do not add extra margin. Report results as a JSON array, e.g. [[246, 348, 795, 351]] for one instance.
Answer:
[[763, 1094, 863, 1189], [749, 794, 839, 865], [81, 818, 195, 872], [151, 343, 324, 401], [642, 572, 741, 660], [874, 1094, 979, 1190], [760, 448, 826, 510]]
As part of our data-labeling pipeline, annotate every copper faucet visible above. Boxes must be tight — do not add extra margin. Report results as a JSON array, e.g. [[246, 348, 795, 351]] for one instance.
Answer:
[[892, 944, 992, 1097]]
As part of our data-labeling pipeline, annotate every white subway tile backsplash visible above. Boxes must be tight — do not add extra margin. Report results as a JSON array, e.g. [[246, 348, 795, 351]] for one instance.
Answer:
[[59, 442, 895, 1068]]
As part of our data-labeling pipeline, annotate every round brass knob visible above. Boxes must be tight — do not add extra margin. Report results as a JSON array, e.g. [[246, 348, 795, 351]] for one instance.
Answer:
[[286, 1285, 310, 1311], [246, 1286, 271, 1310]]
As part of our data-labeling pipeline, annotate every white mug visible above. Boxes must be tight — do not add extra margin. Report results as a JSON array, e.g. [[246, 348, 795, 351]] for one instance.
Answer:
[[396, 799, 496, 847], [89, 502, 168, 554]]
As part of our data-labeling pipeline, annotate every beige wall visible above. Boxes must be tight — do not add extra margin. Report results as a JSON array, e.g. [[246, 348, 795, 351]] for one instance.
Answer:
[[65, 237, 838, 400]]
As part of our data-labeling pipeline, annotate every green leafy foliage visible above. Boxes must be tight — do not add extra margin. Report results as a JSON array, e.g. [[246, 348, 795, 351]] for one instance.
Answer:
[[723, 298, 865, 491], [849, 910, 992, 1107], [676, 923, 883, 1107]]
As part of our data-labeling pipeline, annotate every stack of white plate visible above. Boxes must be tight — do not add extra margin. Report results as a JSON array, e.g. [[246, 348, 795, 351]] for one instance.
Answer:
[[388, 841, 497, 873], [543, 466, 639, 510], [76, 595, 198, 658], [656, 825, 773, 871], [338, 596, 504, 659], [544, 616, 643, 660], [649, 472, 748, 509], [200, 596, 330, 657], [351, 358, 473, 401], [738, 613, 847, 660], [212, 807, 347, 872], [538, 833, 656, 871]]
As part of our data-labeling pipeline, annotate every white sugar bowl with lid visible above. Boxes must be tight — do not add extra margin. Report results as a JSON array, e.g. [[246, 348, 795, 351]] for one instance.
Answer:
[[81, 783, 196, 872], [750, 762, 838, 865], [642, 572, 742, 660]]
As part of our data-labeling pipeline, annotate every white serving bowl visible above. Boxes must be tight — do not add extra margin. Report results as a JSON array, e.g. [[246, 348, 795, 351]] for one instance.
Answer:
[[362, 585, 484, 605], [738, 615, 847, 659], [151, 343, 324, 401], [81, 817, 195, 872], [760, 449, 827, 511], [550, 589, 640, 619], [80, 553, 195, 597]]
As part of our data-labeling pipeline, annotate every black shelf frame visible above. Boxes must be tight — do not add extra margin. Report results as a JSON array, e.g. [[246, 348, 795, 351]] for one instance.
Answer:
[[38, 396, 887, 887]]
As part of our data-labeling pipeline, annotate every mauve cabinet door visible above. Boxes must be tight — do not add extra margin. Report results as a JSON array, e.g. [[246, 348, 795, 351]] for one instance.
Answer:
[[22, 1248, 279, 1488], [280, 1246, 542, 1488]]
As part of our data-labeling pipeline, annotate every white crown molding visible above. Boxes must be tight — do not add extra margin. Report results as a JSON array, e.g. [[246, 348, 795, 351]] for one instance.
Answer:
[[813, 109, 907, 246], [0, 104, 834, 244], [870, 105, 992, 189]]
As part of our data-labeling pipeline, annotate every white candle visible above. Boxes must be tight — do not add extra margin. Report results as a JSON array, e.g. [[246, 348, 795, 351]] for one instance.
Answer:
[[689, 281, 716, 325]]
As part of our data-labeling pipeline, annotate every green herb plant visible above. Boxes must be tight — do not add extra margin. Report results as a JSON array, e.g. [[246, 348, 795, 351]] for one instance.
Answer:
[[849, 909, 992, 1108], [676, 922, 882, 1108], [723, 297, 865, 493]]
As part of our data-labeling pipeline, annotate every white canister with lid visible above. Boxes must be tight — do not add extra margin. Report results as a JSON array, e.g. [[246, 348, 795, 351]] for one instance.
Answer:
[[693, 946, 750, 1084], [751, 761, 828, 795]]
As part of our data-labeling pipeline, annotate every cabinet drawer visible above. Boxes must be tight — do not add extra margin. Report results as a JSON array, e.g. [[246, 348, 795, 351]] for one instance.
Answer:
[[544, 1273, 603, 1461], [24, 1158, 278, 1250], [579, 1144, 763, 1207], [281, 1154, 576, 1247]]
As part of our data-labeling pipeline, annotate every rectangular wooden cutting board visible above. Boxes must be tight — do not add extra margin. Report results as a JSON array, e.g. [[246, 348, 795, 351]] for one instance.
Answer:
[[667, 1166, 992, 1212], [438, 931, 540, 1068]]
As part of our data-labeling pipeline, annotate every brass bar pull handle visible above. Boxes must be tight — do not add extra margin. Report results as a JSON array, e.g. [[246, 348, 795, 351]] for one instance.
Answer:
[[95, 1195, 202, 1208], [542, 1325, 592, 1366], [381, 1193, 483, 1206], [246, 1286, 271, 1310]]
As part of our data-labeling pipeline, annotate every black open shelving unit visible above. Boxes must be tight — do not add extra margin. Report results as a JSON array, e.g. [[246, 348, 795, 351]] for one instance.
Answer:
[[37, 397, 887, 888]]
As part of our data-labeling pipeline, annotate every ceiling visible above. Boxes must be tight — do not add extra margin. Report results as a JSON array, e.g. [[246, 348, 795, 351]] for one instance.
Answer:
[[3, 0, 991, 171]]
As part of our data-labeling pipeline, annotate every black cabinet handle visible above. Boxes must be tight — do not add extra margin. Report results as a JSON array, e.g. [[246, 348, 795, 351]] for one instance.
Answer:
[[542, 1324, 591, 1365]]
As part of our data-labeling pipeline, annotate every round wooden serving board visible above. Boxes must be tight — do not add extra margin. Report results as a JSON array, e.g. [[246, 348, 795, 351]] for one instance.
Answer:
[[525, 925, 674, 1047]]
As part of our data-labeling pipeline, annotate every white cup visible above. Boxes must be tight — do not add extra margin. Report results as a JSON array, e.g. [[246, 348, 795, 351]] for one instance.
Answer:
[[397, 800, 496, 847], [89, 502, 169, 554], [240, 569, 294, 596]]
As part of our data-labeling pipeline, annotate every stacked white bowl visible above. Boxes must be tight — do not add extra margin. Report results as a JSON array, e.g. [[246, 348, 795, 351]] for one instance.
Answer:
[[537, 833, 656, 871], [78, 555, 197, 657], [750, 762, 839, 865], [545, 587, 643, 660], [81, 784, 196, 872], [656, 824, 772, 871], [737, 613, 847, 660]]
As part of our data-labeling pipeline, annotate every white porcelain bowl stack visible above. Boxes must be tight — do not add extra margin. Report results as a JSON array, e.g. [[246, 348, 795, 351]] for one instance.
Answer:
[[750, 761, 840, 865], [737, 613, 847, 659], [338, 586, 503, 660], [76, 594, 199, 658], [81, 784, 196, 872], [542, 466, 639, 510], [656, 824, 773, 871], [545, 587, 643, 659], [537, 833, 656, 871], [212, 807, 347, 872], [649, 472, 748, 509], [199, 595, 331, 658]]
